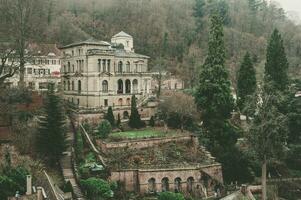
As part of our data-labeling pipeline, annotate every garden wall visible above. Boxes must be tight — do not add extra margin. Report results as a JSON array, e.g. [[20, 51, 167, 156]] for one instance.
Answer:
[[96, 134, 199, 153], [110, 164, 223, 196]]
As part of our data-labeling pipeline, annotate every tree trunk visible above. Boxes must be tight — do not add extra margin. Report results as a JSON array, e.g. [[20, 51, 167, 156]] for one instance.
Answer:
[[262, 156, 267, 200], [18, 40, 26, 88]]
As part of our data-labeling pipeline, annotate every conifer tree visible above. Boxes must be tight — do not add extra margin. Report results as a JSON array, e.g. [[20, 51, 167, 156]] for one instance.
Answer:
[[193, 0, 206, 31], [248, 88, 288, 200], [237, 52, 257, 111], [36, 84, 67, 165], [265, 29, 289, 91], [105, 106, 115, 127], [195, 14, 234, 130], [116, 113, 121, 128], [129, 95, 144, 129]]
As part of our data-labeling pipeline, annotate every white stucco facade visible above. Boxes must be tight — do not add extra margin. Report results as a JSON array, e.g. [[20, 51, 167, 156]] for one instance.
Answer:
[[5, 44, 61, 91], [60, 32, 153, 109]]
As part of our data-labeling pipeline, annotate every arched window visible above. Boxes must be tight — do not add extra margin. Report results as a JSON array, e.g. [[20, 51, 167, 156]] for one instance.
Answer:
[[187, 177, 194, 193], [68, 62, 71, 72], [78, 80, 81, 93], [71, 81, 74, 90], [126, 98, 131, 106], [63, 81, 66, 90], [132, 79, 138, 93], [117, 79, 123, 94], [125, 79, 131, 93], [118, 61, 123, 73], [161, 177, 169, 192], [148, 178, 156, 193], [126, 61, 130, 72], [102, 80, 108, 93], [174, 178, 182, 193], [67, 81, 70, 91], [118, 98, 123, 106]]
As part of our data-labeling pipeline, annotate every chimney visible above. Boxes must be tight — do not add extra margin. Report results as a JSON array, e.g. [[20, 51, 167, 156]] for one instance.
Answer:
[[37, 187, 43, 200], [241, 184, 247, 195], [26, 175, 32, 195]]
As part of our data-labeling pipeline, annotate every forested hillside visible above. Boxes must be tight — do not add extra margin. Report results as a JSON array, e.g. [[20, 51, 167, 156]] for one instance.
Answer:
[[4, 0, 301, 86]]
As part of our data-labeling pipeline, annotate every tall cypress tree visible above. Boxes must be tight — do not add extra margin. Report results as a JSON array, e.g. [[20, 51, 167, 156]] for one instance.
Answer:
[[237, 52, 257, 111], [195, 14, 234, 129], [105, 106, 115, 127], [129, 95, 144, 129], [36, 84, 67, 165], [265, 29, 289, 91]]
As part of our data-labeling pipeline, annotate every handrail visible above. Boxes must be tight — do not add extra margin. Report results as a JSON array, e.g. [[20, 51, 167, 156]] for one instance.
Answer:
[[79, 123, 107, 167]]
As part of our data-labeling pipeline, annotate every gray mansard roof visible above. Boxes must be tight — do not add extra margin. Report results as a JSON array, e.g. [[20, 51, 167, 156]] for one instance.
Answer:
[[114, 49, 149, 59], [60, 38, 111, 49]]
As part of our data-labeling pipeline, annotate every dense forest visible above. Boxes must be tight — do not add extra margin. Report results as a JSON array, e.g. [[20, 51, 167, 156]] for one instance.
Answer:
[[1, 0, 301, 86]]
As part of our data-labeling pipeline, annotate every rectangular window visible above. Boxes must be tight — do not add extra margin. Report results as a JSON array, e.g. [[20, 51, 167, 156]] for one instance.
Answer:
[[27, 68, 32, 74], [102, 60, 106, 72], [28, 82, 34, 89], [39, 82, 48, 89], [104, 99, 108, 107], [98, 59, 101, 72]]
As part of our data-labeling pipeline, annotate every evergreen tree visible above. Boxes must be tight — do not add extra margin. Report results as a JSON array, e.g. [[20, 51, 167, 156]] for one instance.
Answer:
[[265, 29, 289, 91], [195, 14, 234, 131], [248, 89, 288, 200], [129, 95, 144, 129], [97, 120, 112, 139], [149, 116, 155, 127], [116, 113, 121, 128], [105, 106, 115, 127], [193, 0, 206, 31], [237, 52, 257, 112], [36, 84, 67, 165]]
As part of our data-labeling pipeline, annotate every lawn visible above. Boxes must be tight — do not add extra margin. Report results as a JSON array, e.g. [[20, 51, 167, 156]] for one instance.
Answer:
[[110, 129, 177, 139]]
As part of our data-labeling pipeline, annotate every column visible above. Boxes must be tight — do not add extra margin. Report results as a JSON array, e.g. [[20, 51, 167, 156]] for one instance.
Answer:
[[123, 79, 126, 94], [130, 80, 133, 94], [146, 79, 150, 94], [107, 59, 111, 73], [138, 79, 141, 94]]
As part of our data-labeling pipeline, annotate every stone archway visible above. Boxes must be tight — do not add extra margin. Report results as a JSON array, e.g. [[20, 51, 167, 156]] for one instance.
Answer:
[[161, 177, 169, 192], [174, 177, 182, 193], [148, 178, 156, 193], [187, 177, 194, 193], [132, 79, 138, 93], [123, 111, 129, 119]]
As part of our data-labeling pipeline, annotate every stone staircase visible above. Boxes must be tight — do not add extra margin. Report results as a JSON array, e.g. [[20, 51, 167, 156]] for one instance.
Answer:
[[60, 132, 86, 200]]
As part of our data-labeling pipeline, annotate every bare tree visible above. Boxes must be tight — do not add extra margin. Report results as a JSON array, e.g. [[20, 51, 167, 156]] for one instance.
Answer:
[[159, 92, 199, 131], [0, 0, 46, 87], [0, 44, 19, 86]]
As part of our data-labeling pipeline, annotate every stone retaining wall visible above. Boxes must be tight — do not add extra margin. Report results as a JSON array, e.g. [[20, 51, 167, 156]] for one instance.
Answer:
[[96, 134, 198, 153], [110, 164, 223, 197]]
